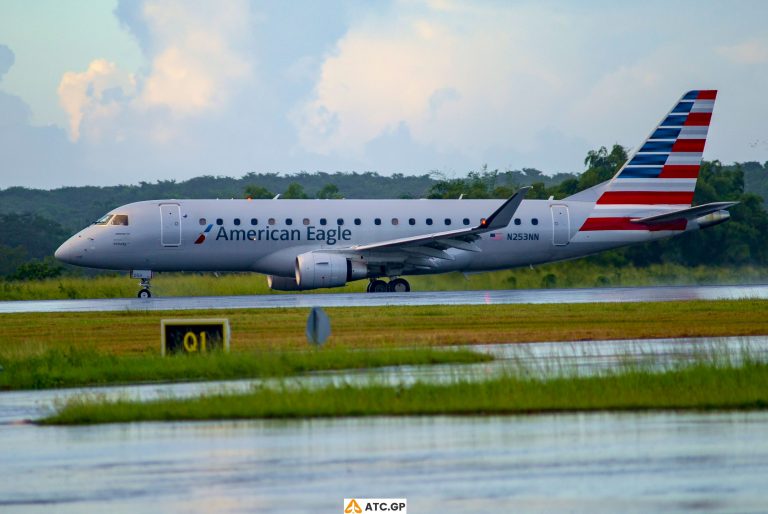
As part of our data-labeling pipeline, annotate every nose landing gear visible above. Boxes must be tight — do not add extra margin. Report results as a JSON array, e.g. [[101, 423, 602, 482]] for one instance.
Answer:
[[131, 270, 154, 299], [366, 277, 411, 293], [138, 279, 152, 298]]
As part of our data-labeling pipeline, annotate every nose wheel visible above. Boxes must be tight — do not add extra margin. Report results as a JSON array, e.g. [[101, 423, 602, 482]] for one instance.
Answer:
[[366, 277, 410, 293], [137, 278, 152, 298]]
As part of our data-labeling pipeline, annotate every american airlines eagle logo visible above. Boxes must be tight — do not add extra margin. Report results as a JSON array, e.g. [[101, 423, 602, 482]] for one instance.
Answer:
[[194, 224, 214, 244]]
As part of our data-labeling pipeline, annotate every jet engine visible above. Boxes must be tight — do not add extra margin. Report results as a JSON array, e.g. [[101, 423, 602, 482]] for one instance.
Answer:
[[696, 210, 731, 229], [295, 252, 367, 290], [267, 275, 307, 291]]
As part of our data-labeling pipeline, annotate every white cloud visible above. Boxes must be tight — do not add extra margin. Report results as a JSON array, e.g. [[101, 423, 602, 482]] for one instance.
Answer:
[[57, 59, 135, 141], [718, 39, 768, 65], [139, 0, 252, 115], [294, 3, 579, 162], [57, 0, 253, 144]]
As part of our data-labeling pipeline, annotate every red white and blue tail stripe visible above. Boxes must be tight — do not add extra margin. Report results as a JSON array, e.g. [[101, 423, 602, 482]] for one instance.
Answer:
[[577, 90, 716, 237]]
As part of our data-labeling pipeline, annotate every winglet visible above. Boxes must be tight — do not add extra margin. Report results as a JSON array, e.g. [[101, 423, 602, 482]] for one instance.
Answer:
[[480, 186, 531, 230]]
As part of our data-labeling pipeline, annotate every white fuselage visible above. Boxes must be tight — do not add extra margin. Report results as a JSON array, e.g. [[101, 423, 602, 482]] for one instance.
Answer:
[[55, 198, 696, 280]]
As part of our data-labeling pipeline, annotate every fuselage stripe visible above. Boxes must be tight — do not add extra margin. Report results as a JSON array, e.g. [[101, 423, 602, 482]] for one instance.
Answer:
[[580, 217, 687, 232]]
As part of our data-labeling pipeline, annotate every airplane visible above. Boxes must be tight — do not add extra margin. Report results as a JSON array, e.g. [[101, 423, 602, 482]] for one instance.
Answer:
[[55, 90, 736, 298]]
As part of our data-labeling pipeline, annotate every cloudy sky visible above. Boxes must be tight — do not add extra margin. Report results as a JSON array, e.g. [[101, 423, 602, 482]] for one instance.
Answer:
[[0, 0, 767, 189]]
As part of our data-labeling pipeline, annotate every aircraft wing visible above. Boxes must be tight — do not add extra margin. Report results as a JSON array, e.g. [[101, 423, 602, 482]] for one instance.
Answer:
[[631, 201, 738, 225], [339, 187, 530, 263]]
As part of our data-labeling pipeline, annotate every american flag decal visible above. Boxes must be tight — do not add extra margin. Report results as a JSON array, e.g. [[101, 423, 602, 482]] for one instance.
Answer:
[[490, 233, 504, 240]]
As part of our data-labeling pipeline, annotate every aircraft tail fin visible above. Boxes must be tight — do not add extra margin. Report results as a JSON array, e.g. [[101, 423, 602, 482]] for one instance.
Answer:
[[596, 90, 717, 208], [577, 90, 717, 235]]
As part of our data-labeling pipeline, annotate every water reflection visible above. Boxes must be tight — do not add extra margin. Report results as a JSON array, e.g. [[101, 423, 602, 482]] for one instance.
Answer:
[[1, 413, 767, 513], [2, 336, 768, 512]]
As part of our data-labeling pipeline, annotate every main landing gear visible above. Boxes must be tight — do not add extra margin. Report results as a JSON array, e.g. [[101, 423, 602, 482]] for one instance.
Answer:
[[366, 277, 411, 293]]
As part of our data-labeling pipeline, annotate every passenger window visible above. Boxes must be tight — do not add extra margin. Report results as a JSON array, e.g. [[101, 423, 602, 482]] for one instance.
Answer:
[[463, 218, 470, 226], [303, 218, 310, 226], [216, 218, 223, 226], [354, 218, 361, 225], [94, 214, 113, 225], [337, 218, 344, 226], [320, 218, 327, 226], [250, 218, 258, 225], [392, 218, 399, 225], [514, 218, 521, 226], [286, 218, 293, 226], [199, 218, 207, 225], [407, 218, 415, 226], [268, 218, 276, 225], [532, 218, 539, 225], [375, 218, 382, 226], [444, 218, 452, 226], [234, 218, 241, 226], [426, 218, 433, 226], [110, 214, 129, 226]]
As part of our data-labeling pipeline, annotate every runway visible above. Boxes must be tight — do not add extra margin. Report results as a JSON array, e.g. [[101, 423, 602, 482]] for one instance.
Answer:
[[0, 283, 766, 313]]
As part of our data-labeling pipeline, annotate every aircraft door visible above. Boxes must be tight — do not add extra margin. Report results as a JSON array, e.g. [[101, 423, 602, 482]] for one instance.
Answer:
[[160, 204, 181, 246], [551, 205, 570, 246]]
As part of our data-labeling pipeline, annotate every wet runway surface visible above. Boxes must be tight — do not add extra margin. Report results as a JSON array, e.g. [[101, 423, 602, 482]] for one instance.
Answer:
[[2, 336, 768, 512], [4, 413, 766, 513], [1, 283, 767, 313]]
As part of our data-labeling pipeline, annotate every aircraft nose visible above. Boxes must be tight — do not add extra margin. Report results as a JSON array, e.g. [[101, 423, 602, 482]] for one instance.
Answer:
[[54, 241, 71, 263], [54, 238, 81, 264]]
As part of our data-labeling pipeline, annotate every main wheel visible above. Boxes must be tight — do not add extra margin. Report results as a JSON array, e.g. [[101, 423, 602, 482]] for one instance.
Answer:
[[369, 279, 388, 293], [138, 288, 152, 298], [388, 278, 411, 293]]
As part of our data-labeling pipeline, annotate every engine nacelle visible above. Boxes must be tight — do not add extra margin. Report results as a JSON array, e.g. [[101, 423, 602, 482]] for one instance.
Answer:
[[267, 275, 309, 291], [295, 252, 367, 290], [696, 210, 731, 229]]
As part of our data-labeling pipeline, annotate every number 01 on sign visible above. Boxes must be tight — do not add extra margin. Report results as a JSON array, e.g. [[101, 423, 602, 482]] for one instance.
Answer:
[[161, 319, 231, 356]]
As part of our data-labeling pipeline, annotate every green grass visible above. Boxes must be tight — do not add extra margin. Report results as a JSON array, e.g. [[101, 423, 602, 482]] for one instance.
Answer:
[[0, 346, 490, 391], [2, 300, 767, 356], [1, 262, 767, 300], [41, 359, 768, 425], [3, 300, 767, 391]]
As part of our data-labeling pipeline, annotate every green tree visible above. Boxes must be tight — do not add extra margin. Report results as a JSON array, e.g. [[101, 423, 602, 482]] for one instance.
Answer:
[[0, 213, 68, 260], [316, 183, 343, 199], [578, 144, 628, 190], [8, 257, 63, 281], [244, 185, 274, 199], [0, 245, 28, 277], [282, 182, 309, 199]]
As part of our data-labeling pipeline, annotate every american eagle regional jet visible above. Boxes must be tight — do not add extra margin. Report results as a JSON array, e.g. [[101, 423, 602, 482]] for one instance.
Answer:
[[55, 91, 735, 298]]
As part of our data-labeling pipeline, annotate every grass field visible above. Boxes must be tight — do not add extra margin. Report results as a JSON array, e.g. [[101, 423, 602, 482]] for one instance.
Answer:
[[0, 347, 489, 391], [41, 359, 768, 425], [1, 262, 766, 300], [2, 300, 766, 356], [2, 299, 766, 391]]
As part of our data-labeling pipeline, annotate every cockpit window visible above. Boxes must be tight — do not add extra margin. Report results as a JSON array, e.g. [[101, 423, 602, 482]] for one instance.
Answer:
[[110, 214, 129, 226], [94, 214, 113, 225]]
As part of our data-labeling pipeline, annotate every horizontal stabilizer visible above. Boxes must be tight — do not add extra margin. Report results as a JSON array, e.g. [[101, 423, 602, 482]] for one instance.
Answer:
[[630, 201, 738, 225]]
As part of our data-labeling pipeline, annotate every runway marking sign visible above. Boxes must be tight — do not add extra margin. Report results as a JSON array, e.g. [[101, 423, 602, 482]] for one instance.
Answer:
[[161, 318, 230, 355]]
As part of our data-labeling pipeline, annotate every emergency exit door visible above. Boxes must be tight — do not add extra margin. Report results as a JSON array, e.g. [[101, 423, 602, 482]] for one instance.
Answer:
[[160, 204, 181, 246], [551, 205, 570, 246]]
